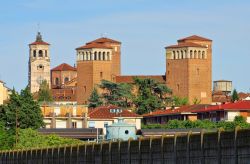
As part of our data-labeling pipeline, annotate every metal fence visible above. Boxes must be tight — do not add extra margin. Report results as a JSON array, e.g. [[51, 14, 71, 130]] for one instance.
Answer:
[[1, 128, 250, 164]]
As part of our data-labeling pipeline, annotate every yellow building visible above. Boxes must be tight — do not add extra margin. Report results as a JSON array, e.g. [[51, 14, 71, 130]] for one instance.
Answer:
[[0, 80, 11, 105]]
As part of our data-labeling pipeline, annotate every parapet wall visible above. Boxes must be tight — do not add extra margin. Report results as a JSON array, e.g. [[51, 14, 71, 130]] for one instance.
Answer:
[[1, 128, 250, 163]]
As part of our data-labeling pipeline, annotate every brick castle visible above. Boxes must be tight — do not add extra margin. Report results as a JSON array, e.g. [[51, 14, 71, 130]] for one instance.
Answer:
[[28, 33, 212, 104]]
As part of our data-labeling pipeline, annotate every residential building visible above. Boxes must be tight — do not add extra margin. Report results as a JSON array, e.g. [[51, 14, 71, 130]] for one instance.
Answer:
[[0, 80, 11, 105]]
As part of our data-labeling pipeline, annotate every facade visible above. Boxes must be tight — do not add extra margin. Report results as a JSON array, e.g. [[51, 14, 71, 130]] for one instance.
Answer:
[[88, 106, 142, 135], [28, 32, 51, 93], [41, 104, 88, 129], [0, 80, 11, 105], [194, 100, 250, 123], [213, 80, 232, 95], [51, 63, 77, 103], [165, 35, 212, 104], [142, 104, 210, 125], [76, 38, 121, 104]]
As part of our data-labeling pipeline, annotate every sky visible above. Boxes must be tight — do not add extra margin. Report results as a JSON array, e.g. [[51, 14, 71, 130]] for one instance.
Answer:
[[0, 0, 250, 92]]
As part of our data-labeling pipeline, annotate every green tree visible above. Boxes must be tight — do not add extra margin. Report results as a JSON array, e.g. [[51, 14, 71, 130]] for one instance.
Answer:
[[193, 97, 201, 105], [231, 89, 239, 102], [88, 88, 103, 108], [133, 78, 172, 114], [37, 80, 53, 103], [2, 87, 44, 130], [0, 122, 15, 150], [99, 80, 133, 108], [172, 96, 189, 107]]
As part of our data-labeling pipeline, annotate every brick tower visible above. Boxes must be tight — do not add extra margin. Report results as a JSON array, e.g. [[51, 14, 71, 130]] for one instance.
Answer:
[[28, 32, 51, 93], [76, 37, 121, 104], [165, 35, 212, 104]]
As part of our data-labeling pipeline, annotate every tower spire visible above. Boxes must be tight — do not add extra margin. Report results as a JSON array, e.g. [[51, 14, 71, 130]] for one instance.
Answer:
[[36, 32, 43, 42]]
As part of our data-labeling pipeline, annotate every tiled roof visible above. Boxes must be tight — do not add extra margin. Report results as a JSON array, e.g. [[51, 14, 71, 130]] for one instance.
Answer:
[[29, 41, 50, 45], [143, 104, 210, 117], [87, 37, 121, 44], [238, 92, 250, 100], [193, 101, 250, 113], [88, 106, 140, 119], [115, 75, 166, 84], [177, 35, 212, 42], [165, 42, 207, 49], [76, 42, 112, 50], [51, 63, 76, 71]]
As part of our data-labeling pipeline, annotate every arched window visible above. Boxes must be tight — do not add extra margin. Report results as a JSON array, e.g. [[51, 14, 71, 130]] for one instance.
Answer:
[[94, 52, 97, 60], [55, 78, 59, 85], [194, 50, 197, 59], [33, 50, 36, 57], [45, 50, 47, 57], [198, 51, 201, 59], [190, 50, 193, 58], [173, 51, 176, 59], [98, 52, 102, 60], [181, 51, 184, 59], [177, 51, 179, 59], [38, 50, 43, 57], [202, 51, 206, 59], [103, 52, 106, 60], [107, 52, 110, 60], [64, 77, 69, 83]]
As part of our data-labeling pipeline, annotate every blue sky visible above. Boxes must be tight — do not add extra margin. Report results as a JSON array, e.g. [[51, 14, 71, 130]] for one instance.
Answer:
[[0, 0, 250, 92]]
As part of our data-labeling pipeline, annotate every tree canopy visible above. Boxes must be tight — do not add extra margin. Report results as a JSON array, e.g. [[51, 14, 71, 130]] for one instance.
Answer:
[[37, 80, 53, 103], [231, 89, 239, 102], [88, 88, 103, 108]]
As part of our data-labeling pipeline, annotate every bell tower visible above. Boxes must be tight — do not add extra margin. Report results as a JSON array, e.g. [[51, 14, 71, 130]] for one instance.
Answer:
[[28, 32, 51, 93]]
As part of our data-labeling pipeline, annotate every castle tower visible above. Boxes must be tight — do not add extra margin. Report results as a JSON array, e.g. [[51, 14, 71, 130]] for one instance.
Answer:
[[165, 35, 212, 104], [76, 37, 121, 104], [28, 32, 51, 93]]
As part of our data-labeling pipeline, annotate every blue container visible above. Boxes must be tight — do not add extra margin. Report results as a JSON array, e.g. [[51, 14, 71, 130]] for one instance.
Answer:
[[106, 118, 137, 141]]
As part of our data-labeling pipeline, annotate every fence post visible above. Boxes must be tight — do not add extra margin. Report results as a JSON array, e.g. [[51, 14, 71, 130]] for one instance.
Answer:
[[138, 138, 142, 164], [149, 137, 153, 164], [92, 143, 95, 164], [109, 141, 112, 164], [63, 146, 67, 164], [174, 134, 178, 164], [118, 140, 121, 164], [100, 143, 103, 164], [70, 145, 73, 164], [161, 135, 165, 164], [128, 139, 131, 164], [217, 128, 223, 164], [76, 144, 80, 164], [234, 126, 240, 164], [200, 129, 205, 164], [187, 131, 192, 164]]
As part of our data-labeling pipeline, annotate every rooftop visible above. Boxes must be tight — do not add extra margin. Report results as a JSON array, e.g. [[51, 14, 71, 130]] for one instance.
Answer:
[[177, 35, 212, 42], [51, 63, 76, 71]]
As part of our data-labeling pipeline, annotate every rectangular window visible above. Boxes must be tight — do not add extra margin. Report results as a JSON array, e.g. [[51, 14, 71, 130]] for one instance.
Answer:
[[84, 86, 86, 92], [100, 72, 103, 78], [89, 121, 95, 128], [72, 122, 77, 128]]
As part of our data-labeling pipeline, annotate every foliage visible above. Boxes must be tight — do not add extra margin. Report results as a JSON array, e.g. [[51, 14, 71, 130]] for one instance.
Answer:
[[0, 88, 44, 130], [37, 80, 53, 102], [0, 122, 15, 150], [15, 129, 83, 149], [133, 77, 172, 114], [88, 88, 103, 108], [142, 116, 250, 130], [172, 96, 189, 106], [231, 89, 239, 102], [99, 80, 133, 108], [192, 97, 201, 105]]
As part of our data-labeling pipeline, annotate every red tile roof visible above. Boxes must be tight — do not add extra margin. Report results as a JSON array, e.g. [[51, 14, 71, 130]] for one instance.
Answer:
[[238, 92, 250, 100], [89, 106, 140, 119], [165, 42, 207, 49], [115, 75, 166, 84], [51, 63, 76, 71], [87, 37, 121, 44], [177, 35, 212, 42], [29, 41, 50, 45], [193, 101, 250, 113], [143, 104, 210, 117], [76, 42, 112, 50]]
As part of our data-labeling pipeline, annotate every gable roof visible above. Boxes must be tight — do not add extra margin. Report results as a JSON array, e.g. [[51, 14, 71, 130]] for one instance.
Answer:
[[115, 75, 166, 84], [178, 35, 212, 42], [143, 104, 210, 117], [29, 41, 50, 45], [165, 42, 207, 49], [76, 42, 112, 50], [51, 63, 76, 71], [88, 106, 140, 119], [87, 37, 121, 44], [193, 101, 250, 113]]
